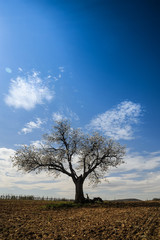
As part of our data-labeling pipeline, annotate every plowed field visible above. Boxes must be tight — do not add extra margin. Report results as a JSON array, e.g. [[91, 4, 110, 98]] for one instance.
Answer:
[[0, 200, 160, 239]]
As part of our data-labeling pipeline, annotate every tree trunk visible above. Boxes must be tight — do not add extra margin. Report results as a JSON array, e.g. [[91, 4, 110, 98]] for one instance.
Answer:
[[74, 175, 85, 203]]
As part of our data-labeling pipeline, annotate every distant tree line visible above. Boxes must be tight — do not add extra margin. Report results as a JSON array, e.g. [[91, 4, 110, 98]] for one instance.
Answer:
[[0, 194, 73, 201]]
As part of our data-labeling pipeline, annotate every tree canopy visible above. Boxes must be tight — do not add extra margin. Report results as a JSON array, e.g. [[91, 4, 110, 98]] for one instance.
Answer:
[[12, 120, 125, 203]]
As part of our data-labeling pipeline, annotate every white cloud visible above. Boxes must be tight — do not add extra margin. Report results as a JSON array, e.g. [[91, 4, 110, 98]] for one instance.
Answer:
[[0, 148, 15, 188], [110, 150, 160, 173], [5, 67, 12, 73], [4, 71, 54, 110], [96, 172, 160, 200], [0, 147, 74, 197], [0, 148, 15, 165], [149, 151, 160, 156], [19, 118, 43, 134], [83, 150, 160, 200], [88, 101, 142, 140]]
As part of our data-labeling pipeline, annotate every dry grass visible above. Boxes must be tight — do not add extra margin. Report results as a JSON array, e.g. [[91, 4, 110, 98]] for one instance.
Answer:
[[0, 199, 160, 239]]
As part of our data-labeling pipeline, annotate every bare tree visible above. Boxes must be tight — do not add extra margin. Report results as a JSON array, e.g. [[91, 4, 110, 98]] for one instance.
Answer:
[[12, 120, 125, 203]]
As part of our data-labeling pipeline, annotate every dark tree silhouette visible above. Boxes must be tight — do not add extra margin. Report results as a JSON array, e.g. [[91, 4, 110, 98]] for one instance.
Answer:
[[12, 120, 125, 203]]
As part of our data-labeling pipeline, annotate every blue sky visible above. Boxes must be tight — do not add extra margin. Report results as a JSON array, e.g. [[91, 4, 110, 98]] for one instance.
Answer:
[[0, 0, 160, 200]]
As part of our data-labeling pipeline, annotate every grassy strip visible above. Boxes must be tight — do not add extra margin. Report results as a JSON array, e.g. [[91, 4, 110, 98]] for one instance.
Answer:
[[42, 200, 160, 210], [42, 202, 86, 209], [42, 201, 104, 210]]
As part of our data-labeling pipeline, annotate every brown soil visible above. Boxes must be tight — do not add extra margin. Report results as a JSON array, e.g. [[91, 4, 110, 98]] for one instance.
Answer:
[[0, 200, 160, 240]]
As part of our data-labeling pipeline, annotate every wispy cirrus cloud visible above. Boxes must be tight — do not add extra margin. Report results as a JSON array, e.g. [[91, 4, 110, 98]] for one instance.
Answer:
[[66, 107, 79, 121], [18, 67, 23, 72], [88, 101, 142, 140], [52, 108, 79, 122], [4, 71, 54, 110], [19, 118, 43, 134], [52, 112, 64, 121], [30, 140, 45, 148], [58, 66, 64, 73]]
